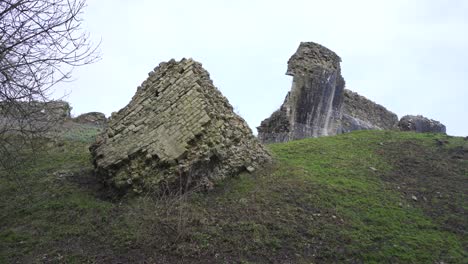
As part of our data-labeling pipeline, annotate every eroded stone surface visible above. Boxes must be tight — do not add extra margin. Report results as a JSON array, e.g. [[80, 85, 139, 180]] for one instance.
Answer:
[[341, 89, 398, 132], [73, 112, 106, 126], [398, 115, 446, 133], [90, 58, 270, 194], [258, 42, 345, 143], [0, 100, 71, 135], [257, 42, 412, 143], [0, 100, 71, 122]]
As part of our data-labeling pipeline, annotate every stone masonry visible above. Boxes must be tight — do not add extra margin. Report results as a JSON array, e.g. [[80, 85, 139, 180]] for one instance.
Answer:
[[341, 89, 398, 133], [257, 42, 345, 143], [90, 58, 271, 194], [256, 41, 441, 143], [0, 100, 71, 134], [0, 100, 71, 122]]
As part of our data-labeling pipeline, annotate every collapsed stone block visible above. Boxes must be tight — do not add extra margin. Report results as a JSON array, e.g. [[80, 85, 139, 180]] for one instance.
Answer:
[[257, 41, 414, 143], [90, 58, 270, 194], [398, 115, 446, 133]]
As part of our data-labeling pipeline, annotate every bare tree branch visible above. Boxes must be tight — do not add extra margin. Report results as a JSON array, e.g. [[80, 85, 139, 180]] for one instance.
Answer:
[[0, 0, 100, 170]]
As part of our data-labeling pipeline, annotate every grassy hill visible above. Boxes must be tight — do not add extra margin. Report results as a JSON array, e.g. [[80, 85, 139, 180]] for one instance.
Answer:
[[0, 129, 466, 263]]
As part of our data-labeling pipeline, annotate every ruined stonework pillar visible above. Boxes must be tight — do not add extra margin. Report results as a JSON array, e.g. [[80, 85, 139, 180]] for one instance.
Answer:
[[258, 42, 345, 142]]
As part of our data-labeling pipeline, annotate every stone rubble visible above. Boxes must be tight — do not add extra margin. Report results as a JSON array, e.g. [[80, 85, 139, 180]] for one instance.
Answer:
[[398, 115, 446, 133], [73, 112, 107, 126]]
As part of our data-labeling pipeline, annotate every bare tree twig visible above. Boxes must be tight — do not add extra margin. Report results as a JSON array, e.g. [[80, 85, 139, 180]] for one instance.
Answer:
[[0, 0, 100, 170]]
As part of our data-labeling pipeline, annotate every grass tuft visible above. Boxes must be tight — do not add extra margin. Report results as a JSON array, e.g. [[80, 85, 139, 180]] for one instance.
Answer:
[[0, 130, 466, 263]]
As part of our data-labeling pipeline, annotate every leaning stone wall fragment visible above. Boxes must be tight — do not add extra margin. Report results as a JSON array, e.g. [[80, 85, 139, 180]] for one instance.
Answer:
[[90, 58, 270, 194]]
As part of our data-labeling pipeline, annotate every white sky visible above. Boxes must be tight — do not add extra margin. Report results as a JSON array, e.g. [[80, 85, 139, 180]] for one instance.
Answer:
[[55, 0, 468, 136]]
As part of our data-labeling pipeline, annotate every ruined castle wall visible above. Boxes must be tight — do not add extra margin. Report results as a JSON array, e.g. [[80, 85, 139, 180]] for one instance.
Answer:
[[257, 42, 409, 143], [287, 42, 345, 139], [91, 59, 270, 194], [287, 69, 345, 139], [258, 42, 345, 143], [0, 100, 71, 121], [341, 89, 398, 132], [0, 100, 71, 134]]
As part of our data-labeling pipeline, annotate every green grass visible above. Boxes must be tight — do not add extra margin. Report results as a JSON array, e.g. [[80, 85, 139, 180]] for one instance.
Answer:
[[263, 131, 466, 262], [0, 130, 466, 263], [59, 123, 103, 142]]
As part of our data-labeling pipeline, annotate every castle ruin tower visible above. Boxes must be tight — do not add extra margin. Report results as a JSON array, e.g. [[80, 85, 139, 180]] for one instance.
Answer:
[[257, 42, 345, 143]]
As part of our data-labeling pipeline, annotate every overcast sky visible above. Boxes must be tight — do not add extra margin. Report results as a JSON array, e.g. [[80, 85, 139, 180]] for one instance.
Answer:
[[55, 0, 468, 136]]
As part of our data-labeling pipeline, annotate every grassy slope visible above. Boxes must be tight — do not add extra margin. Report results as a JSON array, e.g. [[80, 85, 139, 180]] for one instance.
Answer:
[[0, 130, 466, 263]]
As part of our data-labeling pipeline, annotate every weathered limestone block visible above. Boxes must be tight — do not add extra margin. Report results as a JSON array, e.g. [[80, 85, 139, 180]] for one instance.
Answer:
[[90, 58, 270, 194], [258, 42, 345, 143], [398, 115, 446, 133], [341, 113, 378, 132], [341, 89, 398, 133], [73, 112, 107, 126]]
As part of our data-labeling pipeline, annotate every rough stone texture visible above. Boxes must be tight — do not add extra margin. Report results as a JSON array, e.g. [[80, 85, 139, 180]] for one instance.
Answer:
[[90, 58, 271, 194], [0, 100, 71, 122], [340, 113, 378, 132], [256, 96, 291, 143], [73, 112, 107, 126], [398, 115, 446, 133], [0, 100, 71, 134], [258, 42, 345, 143], [257, 42, 409, 143], [341, 89, 398, 133]]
